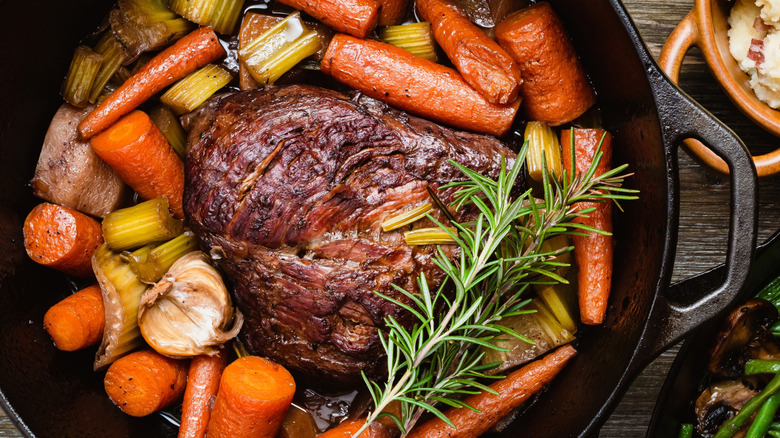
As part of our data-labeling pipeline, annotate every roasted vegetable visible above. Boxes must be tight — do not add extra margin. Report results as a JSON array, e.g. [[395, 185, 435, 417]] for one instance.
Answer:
[[90, 33, 128, 104], [525, 121, 563, 182], [381, 202, 433, 232], [110, 0, 193, 62], [169, 0, 245, 34], [160, 64, 232, 114], [404, 227, 458, 245], [102, 197, 183, 251], [92, 244, 148, 370], [138, 251, 243, 358], [149, 105, 187, 157], [238, 12, 323, 86], [61, 46, 103, 108], [379, 22, 437, 62], [126, 231, 198, 283]]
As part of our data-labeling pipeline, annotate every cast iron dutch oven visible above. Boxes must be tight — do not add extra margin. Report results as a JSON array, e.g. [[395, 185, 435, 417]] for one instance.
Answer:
[[0, 0, 761, 436]]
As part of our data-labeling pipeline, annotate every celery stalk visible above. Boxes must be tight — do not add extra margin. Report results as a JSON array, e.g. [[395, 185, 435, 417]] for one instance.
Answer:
[[102, 198, 184, 251], [161, 64, 233, 114], [524, 121, 563, 182], [90, 33, 127, 104], [170, 0, 245, 34], [404, 227, 458, 245], [129, 231, 199, 283], [381, 203, 433, 232], [238, 12, 323, 86], [61, 46, 103, 108], [93, 244, 148, 370], [149, 106, 188, 157], [379, 22, 437, 62]]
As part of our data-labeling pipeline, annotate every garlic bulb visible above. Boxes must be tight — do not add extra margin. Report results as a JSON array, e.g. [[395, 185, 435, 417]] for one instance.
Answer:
[[138, 251, 243, 358]]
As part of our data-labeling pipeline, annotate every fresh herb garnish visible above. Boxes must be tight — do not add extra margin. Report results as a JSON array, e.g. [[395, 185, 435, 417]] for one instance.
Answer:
[[355, 138, 637, 436]]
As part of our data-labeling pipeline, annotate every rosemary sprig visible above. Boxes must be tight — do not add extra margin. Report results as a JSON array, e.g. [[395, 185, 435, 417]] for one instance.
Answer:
[[355, 138, 637, 437]]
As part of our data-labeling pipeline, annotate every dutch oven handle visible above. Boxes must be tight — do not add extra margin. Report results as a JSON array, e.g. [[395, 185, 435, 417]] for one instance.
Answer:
[[636, 66, 758, 362]]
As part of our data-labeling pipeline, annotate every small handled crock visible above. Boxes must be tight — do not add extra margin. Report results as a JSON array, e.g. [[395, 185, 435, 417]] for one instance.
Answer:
[[659, 0, 780, 177]]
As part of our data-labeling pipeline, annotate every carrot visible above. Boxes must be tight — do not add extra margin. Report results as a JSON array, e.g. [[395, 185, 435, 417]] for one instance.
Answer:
[[378, 0, 409, 25], [178, 349, 228, 438], [23, 202, 103, 277], [321, 34, 520, 137], [90, 110, 185, 218], [406, 344, 577, 438], [104, 349, 189, 417], [78, 26, 225, 140], [276, 0, 379, 38], [43, 284, 105, 351], [561, 128, 613, 325], [205, 356, 296, 438], [318, 418, 390, 438], [416, 0, 522, 104]]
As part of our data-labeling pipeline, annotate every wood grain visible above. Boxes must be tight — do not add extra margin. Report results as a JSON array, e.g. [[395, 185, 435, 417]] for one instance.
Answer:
[[3, 1, 780, 437]]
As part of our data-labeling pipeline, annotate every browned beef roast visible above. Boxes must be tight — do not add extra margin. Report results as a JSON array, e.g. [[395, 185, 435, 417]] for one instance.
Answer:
[[183, 85, 516, 383]]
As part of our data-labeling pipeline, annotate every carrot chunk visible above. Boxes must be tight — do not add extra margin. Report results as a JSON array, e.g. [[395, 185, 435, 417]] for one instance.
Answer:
[[43, 284, 105, 351], [178, 350, 228, 438], [205, 356, 296, 438], [495, 2, 595, 125], [406, 345, 577, 438], [276, 0, 379, 38], [417, 0, 522, 104], [23, 202, 103, 277], [104, 350, 189, 417], [90, 110, 185, 218], [78, 26, 226, 140], [321, 34, 519, 137], [378, 0, 409, 25], [561, 128, 613, 325], [318, 418, 390, 438]]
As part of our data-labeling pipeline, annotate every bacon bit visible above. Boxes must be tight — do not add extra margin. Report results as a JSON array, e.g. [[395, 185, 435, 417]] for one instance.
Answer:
[[749, 38, 765, 66], [754, 17, 773, 33]]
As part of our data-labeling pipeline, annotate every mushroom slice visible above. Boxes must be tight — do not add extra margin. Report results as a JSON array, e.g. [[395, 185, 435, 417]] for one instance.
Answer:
[[695, 378, 759, 437], [138, 251, 243, 358], [708, 298, 780, 379]]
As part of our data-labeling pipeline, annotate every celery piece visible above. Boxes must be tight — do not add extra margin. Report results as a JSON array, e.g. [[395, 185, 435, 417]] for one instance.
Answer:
[[149, 106, 188, 158], [404, 227, 458, 245], [89, 33, 127, 104], [379, 22, 438, 62], [130, 231, 199, 283], [111, 0, 193, 60], [161, 64, 233, 114], [238, 12, 323, 86], [381, 203, 433, 232], [93, 244, 148, 370], [524, 121, 563, 182], [102, 197, 184, 251], [170, 0, 245, 34], [61, 46, 103, 108]]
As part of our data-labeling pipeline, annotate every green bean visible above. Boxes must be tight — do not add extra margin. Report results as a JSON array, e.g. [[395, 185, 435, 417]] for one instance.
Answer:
[[715, 371, 780, 438], [678, 423, 693, 438], [746, 393, 780, 438], [746, 359, 780, 375]]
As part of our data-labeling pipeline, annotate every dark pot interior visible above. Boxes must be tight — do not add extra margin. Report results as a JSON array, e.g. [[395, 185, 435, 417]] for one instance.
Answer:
[[0, 0, 675, 436]]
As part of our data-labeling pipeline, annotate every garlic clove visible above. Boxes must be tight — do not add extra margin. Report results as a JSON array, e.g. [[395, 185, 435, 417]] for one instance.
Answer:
[[138, 251, 243, 358]]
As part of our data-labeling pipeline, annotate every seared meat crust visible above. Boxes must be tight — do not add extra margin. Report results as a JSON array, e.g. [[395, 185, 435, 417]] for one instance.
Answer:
[[184, 85, 514, 382]]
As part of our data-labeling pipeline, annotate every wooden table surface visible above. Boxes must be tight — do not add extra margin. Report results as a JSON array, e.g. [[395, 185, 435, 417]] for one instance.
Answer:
[[3, 0, 780, 436]]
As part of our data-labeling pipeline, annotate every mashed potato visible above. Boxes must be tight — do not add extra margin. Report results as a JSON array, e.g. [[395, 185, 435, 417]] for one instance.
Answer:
[[729, 0, 780, 108]]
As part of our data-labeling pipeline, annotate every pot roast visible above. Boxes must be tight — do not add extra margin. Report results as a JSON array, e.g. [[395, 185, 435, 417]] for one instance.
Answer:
[[183, 85, 516, 382]]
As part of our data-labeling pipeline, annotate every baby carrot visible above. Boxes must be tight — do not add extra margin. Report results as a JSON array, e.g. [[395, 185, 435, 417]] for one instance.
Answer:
[[378, 0, 409, 25], [23, 202, 103, 277], [406, 344, 577, 438], [78, 26, 225, 140], [104, 350, 189, 417], [561, 128, 613, 325], [178, 349, 228, 438], [90, 110, 185, 218], [43, 284, 105, 351], [205, 356, 296, 438], [276, 0, 379, 38], [417, 0, 522, 104], [321, 34, 520, 137]]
